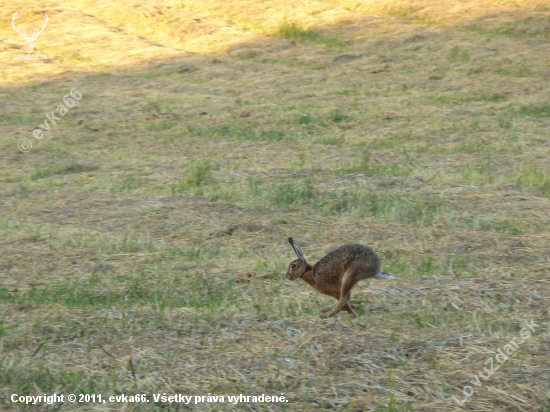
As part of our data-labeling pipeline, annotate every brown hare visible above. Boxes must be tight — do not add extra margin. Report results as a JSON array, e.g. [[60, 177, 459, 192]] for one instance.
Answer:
[[286, 237, 395, 318]]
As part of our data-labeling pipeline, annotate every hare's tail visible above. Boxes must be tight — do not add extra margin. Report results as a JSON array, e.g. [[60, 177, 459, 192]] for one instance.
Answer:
[[375, 271, 395, 280]]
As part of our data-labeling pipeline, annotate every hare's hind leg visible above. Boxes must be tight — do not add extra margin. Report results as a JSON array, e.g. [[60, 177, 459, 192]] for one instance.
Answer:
[[326, 268, 360, 318]]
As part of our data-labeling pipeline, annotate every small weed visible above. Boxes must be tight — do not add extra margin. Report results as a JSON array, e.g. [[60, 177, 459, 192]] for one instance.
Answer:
[[171, 159, 213, 193], [235, 50, 259, 59], [244, 178, 263, 199], [338, 148, 412, 177], [271, 178, 317, 207], [509, 164, 550, 196], [297, 146, 307, 168], [264, 129, 286, 141], [453, 139, 487, 154], [415, 256, 437, 275], [328, 109, 352, 123], [498, 116, 512, 129], [459, 159, 494, 186], [110, 174, 146, 193], [320, 36, 348, 51], [315, 135, 346, 146], [144, 96, 172, 114], [275, 21, 347, 50], [144, 118, 178, 131], [276, 21, 319, 42], [447, 45, 470, 63], [297, 114, 312, 125], [482, 93, 507, 102]]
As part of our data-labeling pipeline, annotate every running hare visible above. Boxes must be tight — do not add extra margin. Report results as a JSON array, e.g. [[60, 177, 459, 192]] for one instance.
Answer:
[[286, 237, 394, 318]]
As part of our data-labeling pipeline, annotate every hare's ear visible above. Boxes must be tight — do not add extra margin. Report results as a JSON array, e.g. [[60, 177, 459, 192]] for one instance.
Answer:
[[288, 237, 305, 260]]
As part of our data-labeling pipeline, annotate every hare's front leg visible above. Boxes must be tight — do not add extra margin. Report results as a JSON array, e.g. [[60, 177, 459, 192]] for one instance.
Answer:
[[327, 268, 360, 318], [344, 303, 357, 318], [321, 302, 355, 314], [321, 302, 356, 318], [319, 281, 349, 314], [318, 278, 357, 317]]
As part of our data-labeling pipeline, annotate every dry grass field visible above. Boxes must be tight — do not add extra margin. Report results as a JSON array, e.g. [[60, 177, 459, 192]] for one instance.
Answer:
[[1, 0, 550, 410]]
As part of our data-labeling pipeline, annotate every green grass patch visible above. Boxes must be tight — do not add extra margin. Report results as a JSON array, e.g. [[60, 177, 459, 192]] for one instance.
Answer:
[[482, 93, 507, 102], [428, 92, 506, 105], [0, 360, 106, 397], [517, 105, 550, 118], [276, 21, 319, 42], [462, 217, 531, 234], [314, 135, 346, 146], [414, 256, 437, 274], [235, 49, 259, 60], [203, 173, 444, 225], [0, 274, 234, 310], [509, 164, 550, 196], [143, 118, 178, 131], [297, 114, 313, 125], [275, 21, 348, 50], [0, 113, 29, 124], [458, 159, 494, 186], [110, 174, 147, 193], [468, 17, 550, 39], [271, 178, 317, 207], [495, 61, 532, 78], [337, 148, 413, 176], [30, 164, 99, 181], [171, 159, 213, 194], [447, 45, 470, 63], [143, 96, 173, 114], [187, 121, 297, 143], [328, 190, 444, 225], [327, 109, 352, 123]]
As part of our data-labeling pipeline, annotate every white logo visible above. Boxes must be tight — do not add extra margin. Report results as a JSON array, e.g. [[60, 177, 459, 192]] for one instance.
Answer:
[[12, 11, 48, 54]]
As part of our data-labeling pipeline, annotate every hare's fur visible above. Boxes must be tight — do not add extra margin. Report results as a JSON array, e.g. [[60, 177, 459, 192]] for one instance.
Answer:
[[286, 238, 394, 318]]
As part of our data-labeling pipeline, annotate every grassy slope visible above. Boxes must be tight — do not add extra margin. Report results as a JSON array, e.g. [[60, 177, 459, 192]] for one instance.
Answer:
[[1, 0, 550, 410]]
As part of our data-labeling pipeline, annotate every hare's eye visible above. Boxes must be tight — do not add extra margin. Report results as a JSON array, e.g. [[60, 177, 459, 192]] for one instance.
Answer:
[[291, 263, 297, 269]]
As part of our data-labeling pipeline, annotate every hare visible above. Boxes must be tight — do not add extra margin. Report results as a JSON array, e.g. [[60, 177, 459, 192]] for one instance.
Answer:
[[286, 237, 394, 318]]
